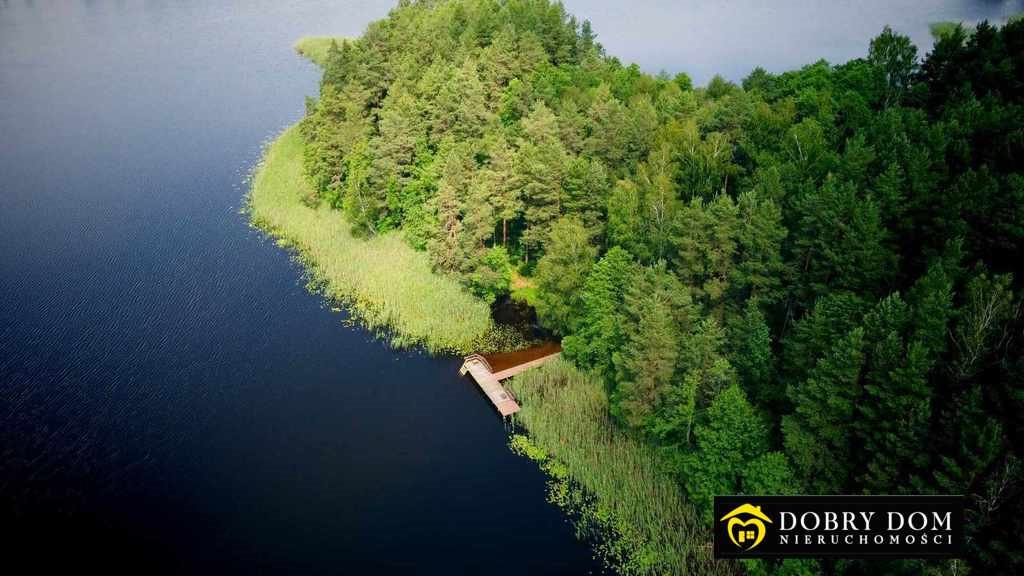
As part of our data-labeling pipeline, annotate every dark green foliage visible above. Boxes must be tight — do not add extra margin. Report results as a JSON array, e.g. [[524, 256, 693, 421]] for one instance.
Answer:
[[790, 178, 895, 305], [682, 384, 781, 515], [301, 3, 1024, 571], [729, 300, 777, 409], [783, 326, 865, 493], [562, 246, 636, 379]]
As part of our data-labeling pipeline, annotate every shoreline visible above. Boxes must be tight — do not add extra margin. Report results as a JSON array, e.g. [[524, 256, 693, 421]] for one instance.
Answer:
[[247, 124, 493, 355], [249, 39, 709, 576], [508, 359, 720, 575], [247, 123, 702, 575]]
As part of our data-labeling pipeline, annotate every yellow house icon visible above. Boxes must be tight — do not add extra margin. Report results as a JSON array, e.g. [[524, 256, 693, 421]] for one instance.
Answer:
[[720, 503, 773, 551]]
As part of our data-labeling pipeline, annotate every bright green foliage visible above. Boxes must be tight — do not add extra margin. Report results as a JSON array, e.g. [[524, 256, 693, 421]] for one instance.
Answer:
[[562, 155, 609, 235], [427, 145, 473, 271], [534, 216, 597, 335], [682, 384, 770, 515], [742, 451, 797, 496], [418, 59, 492, 144], [341, 138, 378, 234], [373, 91, 426, 194], [467, 245, 512, 303], [515, 102, 568, 259], [606, 179, 649, 261]]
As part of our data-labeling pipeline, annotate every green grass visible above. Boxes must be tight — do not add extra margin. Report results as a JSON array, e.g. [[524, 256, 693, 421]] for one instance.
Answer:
[[506, 359, 730, 576], [509, 270, 539, 307], [293, 36, 349, 67], [248, 125, 493, 354], [510, 285, 538, 307]]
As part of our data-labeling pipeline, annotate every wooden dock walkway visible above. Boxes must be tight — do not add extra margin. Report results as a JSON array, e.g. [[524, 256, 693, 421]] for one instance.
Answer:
[[458, 348, 561, 416]]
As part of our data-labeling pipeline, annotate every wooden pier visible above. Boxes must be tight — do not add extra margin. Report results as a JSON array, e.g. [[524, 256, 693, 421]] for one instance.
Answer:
[[458, 345, 561, 417]]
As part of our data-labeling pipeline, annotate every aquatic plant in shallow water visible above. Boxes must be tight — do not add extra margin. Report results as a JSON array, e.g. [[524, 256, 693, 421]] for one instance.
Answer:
[[506, 359, 732, 576]]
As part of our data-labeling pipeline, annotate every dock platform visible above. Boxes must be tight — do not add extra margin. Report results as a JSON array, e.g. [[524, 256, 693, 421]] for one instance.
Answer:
[[458, 346, 562, 417]]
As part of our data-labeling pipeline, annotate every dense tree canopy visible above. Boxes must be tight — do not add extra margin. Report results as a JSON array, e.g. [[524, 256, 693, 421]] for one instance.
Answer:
[[301, 2, 1024, 573]]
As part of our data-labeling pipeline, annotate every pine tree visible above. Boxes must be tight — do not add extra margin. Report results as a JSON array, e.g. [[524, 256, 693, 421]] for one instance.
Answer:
[[534, 216, 596, 335], [427, 145, 474, 272], [790, 178, 895, 307], [583, 83, 629, 169], [612, 287, 680, 430], [783, 327, 866, 493], [684, 384, 769, 515], [729, 300, 778, 410], [562, 246, 636, 378], [612, 265, 692, 431], [781, 292, 870, 385], [733, 191, 787, 307], [418, 58, 492, 144], [660, 317, 735, 445], [561, 155, 608, 237], [853, 260, 955, 494], [373, 91, 426, 192], [672, 194, 739, 318], [479, 132, 520, 247], [514, 102, 567, 260]]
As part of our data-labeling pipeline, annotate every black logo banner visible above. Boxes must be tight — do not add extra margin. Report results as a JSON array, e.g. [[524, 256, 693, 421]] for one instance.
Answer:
[[713, 495, 964, 559]]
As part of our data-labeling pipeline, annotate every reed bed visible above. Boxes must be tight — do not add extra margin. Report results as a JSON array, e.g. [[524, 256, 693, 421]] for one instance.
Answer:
[[293, 36, 348, 67], [507, 359, 734, 576], [248, 125, 493, 354]]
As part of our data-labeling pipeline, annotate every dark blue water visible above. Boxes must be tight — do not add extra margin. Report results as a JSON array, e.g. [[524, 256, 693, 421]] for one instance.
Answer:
[[0, 2, 595, 573], [3, 1, 1020, 574]]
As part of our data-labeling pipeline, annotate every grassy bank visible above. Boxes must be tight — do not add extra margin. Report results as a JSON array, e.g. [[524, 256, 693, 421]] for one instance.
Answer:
[[293, 36, 348, 67], [506, 359, 729, 576], [248, 125, 493, 354]]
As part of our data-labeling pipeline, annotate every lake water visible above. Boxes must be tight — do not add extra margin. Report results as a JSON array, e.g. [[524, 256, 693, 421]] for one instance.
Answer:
[[1, 0, 1018, 574]]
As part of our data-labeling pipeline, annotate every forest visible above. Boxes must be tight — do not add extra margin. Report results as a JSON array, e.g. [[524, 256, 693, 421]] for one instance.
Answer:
[[296, 1, 1023, 573]]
